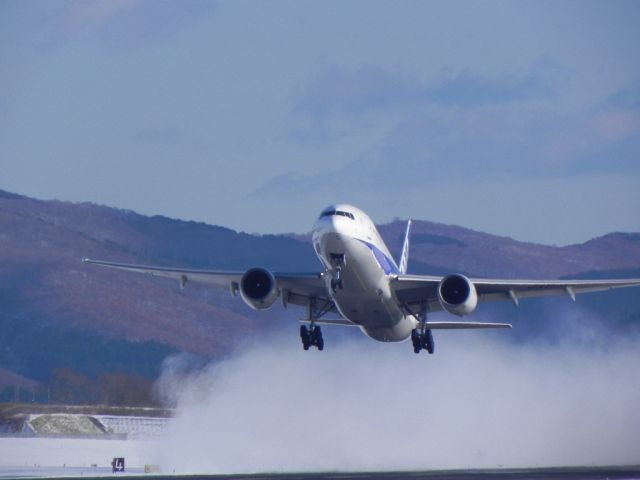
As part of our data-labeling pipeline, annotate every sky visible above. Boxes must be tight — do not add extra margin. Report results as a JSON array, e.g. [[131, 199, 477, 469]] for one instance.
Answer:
[[1, 0, 639, 245]]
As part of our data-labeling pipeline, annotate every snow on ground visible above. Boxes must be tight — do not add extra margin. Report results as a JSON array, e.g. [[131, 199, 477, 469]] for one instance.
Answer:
[[0, 413, 170, 476], [21, 413, 169, 437], [95, 416, 168, 437], [0, 437, 158, 475], [29, 414, 103, 435]]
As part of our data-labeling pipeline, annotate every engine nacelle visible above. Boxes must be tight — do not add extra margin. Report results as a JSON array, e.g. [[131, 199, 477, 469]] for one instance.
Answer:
[[438, 274, 478, 316], [239, 268, 279, 310]]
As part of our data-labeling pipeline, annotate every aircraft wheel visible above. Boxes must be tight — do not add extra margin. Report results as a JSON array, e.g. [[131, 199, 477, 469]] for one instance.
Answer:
[[312, 326, 324, 350], [300, 325, 311, 350], [411, 329, 421, 352], [425, 330, 435, 354]]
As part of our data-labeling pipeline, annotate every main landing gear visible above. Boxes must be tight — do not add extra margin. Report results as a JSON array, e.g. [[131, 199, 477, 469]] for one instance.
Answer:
[[411, 328, 434, 354], [404, 302, 435, 355], [299, 297, 332, 351], [300, 324, 324, 351]]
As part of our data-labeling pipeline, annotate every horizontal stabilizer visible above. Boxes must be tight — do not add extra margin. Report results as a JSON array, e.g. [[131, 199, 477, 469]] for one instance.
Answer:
[[300, 318, 358, 327], [425, 322, 512, 329]]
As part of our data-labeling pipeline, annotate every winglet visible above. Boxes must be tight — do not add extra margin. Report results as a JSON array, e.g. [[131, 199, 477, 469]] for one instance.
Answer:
[[399, 220, 411, 275]]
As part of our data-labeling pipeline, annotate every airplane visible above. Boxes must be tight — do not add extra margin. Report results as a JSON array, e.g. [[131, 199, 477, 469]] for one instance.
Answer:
[[83, 204, 640, 354]]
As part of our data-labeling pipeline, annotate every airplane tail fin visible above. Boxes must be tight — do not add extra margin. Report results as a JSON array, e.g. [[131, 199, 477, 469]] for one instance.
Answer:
[[399, 220, 411, 274]]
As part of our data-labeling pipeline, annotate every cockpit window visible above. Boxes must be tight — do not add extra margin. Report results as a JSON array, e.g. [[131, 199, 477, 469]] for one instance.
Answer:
[[320, 209, 355, 220]]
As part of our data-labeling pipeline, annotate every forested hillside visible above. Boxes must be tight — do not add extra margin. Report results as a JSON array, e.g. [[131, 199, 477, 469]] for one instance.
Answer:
[[2, 189, 639, 405]]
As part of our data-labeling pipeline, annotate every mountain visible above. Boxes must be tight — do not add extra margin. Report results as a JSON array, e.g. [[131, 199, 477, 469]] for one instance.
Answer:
[[1, 189, 640, 404], [378, 221, 640, 278]]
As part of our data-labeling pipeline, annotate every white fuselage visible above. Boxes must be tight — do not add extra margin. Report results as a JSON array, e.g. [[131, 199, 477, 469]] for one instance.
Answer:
[[311, 204, 418, 342]]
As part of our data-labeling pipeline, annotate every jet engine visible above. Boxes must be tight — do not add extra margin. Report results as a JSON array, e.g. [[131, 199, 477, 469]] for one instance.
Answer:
[[239, 268, 279, 310], [438, 274, 478, 316]]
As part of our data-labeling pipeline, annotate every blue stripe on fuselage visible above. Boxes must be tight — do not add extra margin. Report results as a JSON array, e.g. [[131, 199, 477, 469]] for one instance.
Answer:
[[357, 239, 400, 275]]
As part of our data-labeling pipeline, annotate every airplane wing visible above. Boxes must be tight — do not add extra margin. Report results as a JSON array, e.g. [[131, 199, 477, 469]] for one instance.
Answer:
[[391, 274, 640, 312], [82, 258, 333, 310], [84, 258, 640, 323]]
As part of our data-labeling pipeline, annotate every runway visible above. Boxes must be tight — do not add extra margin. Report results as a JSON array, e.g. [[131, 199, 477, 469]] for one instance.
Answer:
[[2, 466, 639, 480]]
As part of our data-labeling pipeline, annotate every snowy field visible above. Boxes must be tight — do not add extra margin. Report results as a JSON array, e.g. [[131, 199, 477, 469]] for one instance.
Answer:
[[0, 437, 157, 477]]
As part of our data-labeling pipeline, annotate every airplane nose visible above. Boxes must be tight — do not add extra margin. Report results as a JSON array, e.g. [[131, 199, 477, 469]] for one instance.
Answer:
[[327, 215, 345, 231], [313, 215, 329, 229], [313, 216, 340, 241], [313, 209, 353, 235]]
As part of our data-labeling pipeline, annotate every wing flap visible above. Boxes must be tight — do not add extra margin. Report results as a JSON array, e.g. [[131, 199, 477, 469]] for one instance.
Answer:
[[391, 274, 640, 309], [474, 278, 640, 300], [425, 322, 512, 329], [82, 258, 333, 307], [300, 318, 358, 327], [83, 258, 241, 287]]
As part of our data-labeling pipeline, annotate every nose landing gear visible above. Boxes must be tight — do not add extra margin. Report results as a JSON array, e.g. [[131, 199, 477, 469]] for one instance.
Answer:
[[330, 253, 346, 268], [331, 269, 343, 292], [329, 253, 345, 292]]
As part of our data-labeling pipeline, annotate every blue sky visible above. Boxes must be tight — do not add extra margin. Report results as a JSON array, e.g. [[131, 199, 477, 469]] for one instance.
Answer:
[[1, 0, 639, 245]]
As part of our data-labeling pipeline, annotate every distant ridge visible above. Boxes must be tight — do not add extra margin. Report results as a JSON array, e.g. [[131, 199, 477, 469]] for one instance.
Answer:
[[1, 189, 639, 404], [0, 189, 26, 200]]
